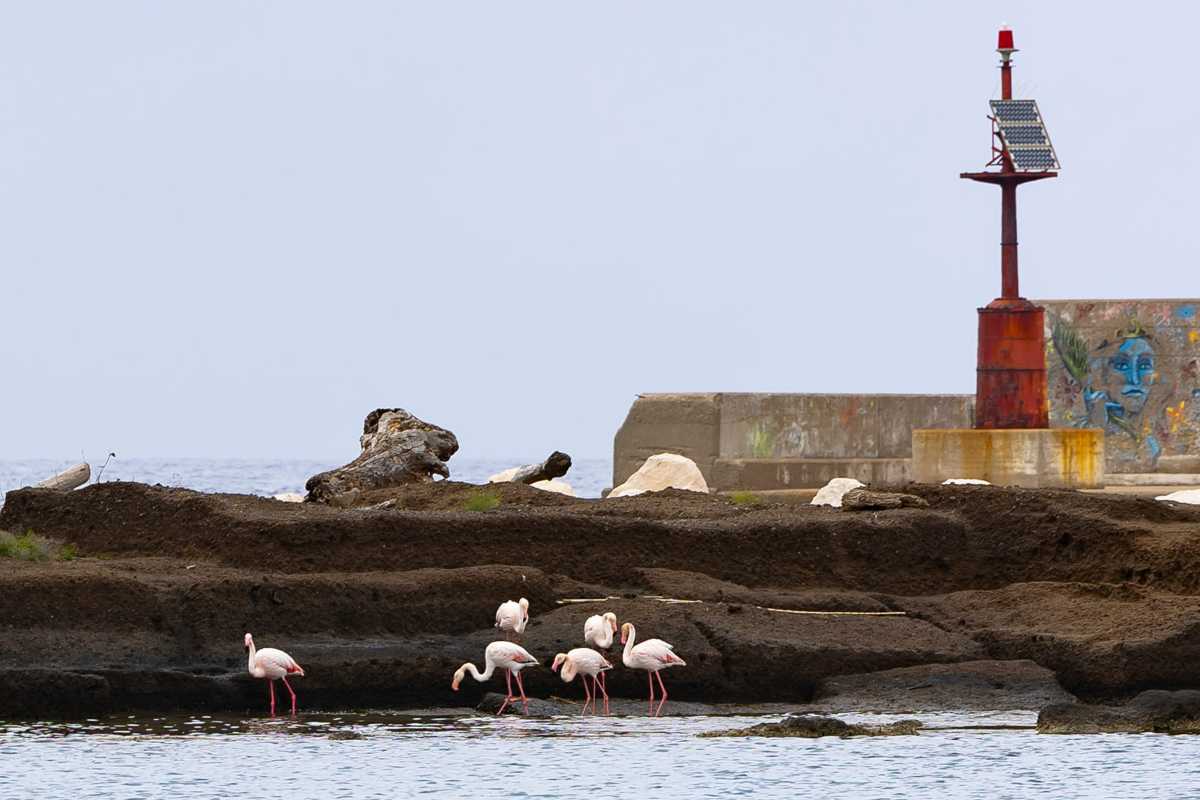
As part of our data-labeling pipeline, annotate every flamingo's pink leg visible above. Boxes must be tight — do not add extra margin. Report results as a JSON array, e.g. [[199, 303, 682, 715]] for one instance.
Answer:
[[597, 673, 610, 715], [268, 680, 276, 717], [654, 671, 669, 717], [647, 671, 655, 713], [282, 676, 298, 716], [580, 674, 592, 715], [497, 669, 514, 715], [514, 670, 529, 714]]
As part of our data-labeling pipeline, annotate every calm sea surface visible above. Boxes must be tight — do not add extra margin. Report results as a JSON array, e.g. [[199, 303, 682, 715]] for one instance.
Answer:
[[0, 457, 614, 500], [0, 710, 1192, 799]]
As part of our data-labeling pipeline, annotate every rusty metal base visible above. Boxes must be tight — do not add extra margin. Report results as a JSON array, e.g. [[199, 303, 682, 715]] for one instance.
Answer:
[[976, 301, 1049, 429]]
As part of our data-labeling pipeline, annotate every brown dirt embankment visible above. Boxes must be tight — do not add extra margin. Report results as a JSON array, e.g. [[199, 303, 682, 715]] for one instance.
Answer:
[[2, 481, 1200, 717]]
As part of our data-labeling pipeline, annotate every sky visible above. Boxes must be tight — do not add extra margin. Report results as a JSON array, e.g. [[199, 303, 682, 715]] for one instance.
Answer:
[[2, 2, 1199, 462]]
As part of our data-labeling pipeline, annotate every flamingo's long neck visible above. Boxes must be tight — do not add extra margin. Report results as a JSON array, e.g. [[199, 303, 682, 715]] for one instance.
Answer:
[[622, 626, 637, 667], [465, 659, 496, 683], [246, 640, 258, 676], [595, 625, 613, 649]]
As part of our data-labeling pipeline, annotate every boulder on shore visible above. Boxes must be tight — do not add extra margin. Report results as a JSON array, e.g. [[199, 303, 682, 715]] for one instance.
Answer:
[[609, 453, 708, 498], [305, 408, 459, 505], [841, 488, 929, 511], [702, 713, 922, 738], [487, 471, 575, 496], [1038, 690, 1200, 734], [811, 478, 865, 507]]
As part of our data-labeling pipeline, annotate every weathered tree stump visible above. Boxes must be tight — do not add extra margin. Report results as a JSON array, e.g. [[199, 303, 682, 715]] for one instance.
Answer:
[[305, 409, 458, 504], [34, 463, 90, 491], [507, 451, 572, 485], [840, 488, 929, 511]]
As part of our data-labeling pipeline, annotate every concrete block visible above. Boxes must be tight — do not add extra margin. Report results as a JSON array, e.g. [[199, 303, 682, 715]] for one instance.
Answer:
[[711, 458, 912, 491], [912, 428, 1106, 489], [612, 394, 720, 488]]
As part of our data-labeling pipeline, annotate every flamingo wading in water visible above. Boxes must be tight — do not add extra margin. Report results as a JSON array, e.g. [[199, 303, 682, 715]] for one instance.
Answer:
[[451, 641, 539, 715], [495, 597, 529, 641], [621, 622, 685, 717], [583, 611, 618, 696], [244, 632, 305, 716], [552, 648, 613, 715]]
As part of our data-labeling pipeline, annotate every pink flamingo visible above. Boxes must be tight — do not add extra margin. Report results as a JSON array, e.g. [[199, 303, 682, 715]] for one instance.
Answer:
[[551, 648, 613, 715], [495, 598, 529, 641], [451, 641, 539, 715], [583, 611, 618, 696], [621, 622, 685, 717], [244, 632, 305, 716]]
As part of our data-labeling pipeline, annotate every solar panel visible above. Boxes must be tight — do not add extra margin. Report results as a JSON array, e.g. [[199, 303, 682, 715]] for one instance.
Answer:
[[989, 99, 1060, 171]]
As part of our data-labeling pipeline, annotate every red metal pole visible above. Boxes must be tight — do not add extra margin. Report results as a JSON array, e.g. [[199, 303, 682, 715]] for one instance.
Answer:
[[1001, 178, 1018, 298], [1000, 61, 1012, 101]]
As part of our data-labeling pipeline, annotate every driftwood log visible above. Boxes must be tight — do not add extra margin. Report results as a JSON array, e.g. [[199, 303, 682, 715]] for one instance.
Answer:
[[840, 488, 929, 511], [508, 451, 572, 485], [305, 408, 458, 504], [34, 462, 90, 491]]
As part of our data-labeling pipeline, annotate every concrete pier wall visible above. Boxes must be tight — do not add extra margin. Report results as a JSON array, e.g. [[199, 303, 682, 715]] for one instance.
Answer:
[[613, 393, 974, 491]]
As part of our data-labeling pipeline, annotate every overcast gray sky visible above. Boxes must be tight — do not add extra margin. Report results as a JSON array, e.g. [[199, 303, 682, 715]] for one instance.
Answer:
[[2, 2, 1197, 461]]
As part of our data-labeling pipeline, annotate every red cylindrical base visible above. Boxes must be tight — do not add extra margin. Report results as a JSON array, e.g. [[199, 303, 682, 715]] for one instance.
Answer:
[[976, 303, 1049, 429]]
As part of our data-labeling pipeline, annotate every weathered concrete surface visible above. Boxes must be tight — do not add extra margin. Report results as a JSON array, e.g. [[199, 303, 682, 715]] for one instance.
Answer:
[[717, 394, 976, 460], [614, 393, 974, 490], [712, 457, 910, 490], [912, 428, 1105, 489]]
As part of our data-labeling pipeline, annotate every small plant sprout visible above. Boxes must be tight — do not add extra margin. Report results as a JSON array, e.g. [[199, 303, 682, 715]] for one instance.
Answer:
[[463, 490, 501, 512], [729, 491, 762, 507]]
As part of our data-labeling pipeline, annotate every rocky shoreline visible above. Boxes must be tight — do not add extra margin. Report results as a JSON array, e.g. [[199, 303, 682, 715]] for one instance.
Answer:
[[3, 481, 1200, 722]]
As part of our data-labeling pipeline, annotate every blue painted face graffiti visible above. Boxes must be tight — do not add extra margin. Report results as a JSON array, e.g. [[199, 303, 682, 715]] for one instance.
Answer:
[[1106, 337, 1156, 415]]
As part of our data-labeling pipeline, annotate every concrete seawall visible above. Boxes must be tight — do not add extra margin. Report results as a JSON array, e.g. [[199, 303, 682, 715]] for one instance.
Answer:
[[613, 393, 974, 491]]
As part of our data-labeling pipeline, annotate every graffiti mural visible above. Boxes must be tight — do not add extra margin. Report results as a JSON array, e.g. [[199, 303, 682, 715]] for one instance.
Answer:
[[1043, 300, 1200, 472]]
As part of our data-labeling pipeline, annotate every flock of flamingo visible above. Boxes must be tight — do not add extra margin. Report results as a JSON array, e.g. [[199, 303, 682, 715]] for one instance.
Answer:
[[244, 597, 686, 718]]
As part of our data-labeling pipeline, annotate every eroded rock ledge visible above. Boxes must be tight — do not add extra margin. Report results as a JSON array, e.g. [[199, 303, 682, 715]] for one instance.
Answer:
[[1038, 691, 1200, 734], [3, 481, 1200, 718]]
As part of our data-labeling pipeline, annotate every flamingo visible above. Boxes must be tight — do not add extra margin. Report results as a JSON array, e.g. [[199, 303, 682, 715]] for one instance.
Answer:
[[583, 611, 618, 696], [495, 597, 529, 641], [244, 632, 305, 717], [551, 648, 613, 715], [620, 622, 685, 717], [451, 641, 539, 715]]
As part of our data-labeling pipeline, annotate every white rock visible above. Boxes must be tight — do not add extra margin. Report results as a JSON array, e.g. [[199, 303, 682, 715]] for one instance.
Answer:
[[530, 479, 575, 496], [942, 478, 992, 486], [608, 453, 709, 498], [1156, 489, 1200, 504], [272, 492, 305, 503], [488, 467, 576, 497], [810, 478, 865, 507]]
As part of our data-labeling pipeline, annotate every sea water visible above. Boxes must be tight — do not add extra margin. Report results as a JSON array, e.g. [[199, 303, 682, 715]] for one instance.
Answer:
[[0, 710, 1191, 799], [0, 457, 614, 500]]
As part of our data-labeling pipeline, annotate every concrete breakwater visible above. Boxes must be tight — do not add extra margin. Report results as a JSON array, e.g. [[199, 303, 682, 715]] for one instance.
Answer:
[[2, 481, 1200, 718]]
